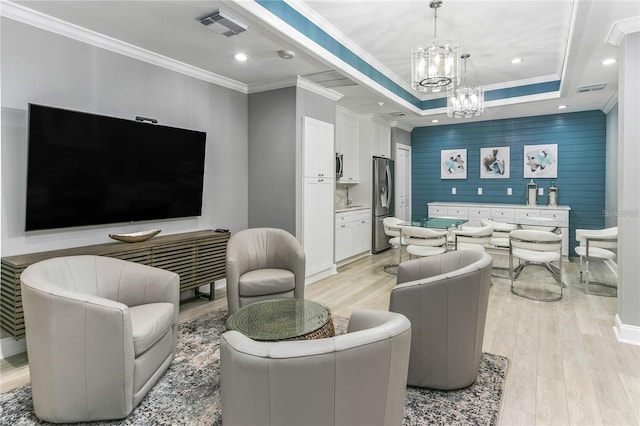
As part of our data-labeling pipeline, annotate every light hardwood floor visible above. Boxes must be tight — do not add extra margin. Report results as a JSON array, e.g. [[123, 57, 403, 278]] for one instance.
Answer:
[[2, 248, 639, 425]]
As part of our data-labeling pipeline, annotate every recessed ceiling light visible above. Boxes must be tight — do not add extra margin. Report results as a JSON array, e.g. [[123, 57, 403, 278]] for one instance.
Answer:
[[601, 58, 616, 65], [511, 58, 523, 64], [234, 53, 248, 62], [432, 119, 439, 123], [557, 105, 568, 109], [277, 49, 295, 59]]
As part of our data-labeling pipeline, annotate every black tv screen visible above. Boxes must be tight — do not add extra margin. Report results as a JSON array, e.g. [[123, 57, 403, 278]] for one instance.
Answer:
[[25, 104, 207, 231]]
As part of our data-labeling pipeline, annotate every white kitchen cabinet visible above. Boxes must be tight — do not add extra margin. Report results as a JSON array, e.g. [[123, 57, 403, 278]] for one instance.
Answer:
[[335, 212, 353, 262], [334, 208, 371, 262], [351, 210, 371, 255], [305, 177, 334, 275], [372, 121, 391, 158], [304, 116, 334, 178], [336, 109, 360, 183]]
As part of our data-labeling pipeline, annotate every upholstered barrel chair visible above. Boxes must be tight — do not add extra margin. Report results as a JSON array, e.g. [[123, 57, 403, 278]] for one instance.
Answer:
[[226, 227, 305, 314], [389, 250, 493, 390], [220, 309, 411, 426], [20, 255, 180, 423]]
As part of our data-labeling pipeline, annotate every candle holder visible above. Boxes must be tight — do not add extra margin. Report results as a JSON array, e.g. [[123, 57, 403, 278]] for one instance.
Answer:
[[527, 179, 538, 206], [548, 181, 558, 206]]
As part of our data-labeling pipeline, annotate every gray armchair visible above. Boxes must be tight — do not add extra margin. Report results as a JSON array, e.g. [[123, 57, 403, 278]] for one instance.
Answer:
[[389, 250, 493, 390], [20, 255, 179, 423], [220, 309, 411, 426], [226, 227, 305, 314]]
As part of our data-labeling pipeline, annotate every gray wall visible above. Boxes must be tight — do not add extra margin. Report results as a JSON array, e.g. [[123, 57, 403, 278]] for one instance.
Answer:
[[1, 18, 248, 256], [391, 127, 411, 154], [248, 87, 297, 233], [247, 85, 335, 237]]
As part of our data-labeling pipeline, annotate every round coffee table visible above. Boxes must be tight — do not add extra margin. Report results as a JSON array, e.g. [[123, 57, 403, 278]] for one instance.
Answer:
[[226, 298, 334, 341]]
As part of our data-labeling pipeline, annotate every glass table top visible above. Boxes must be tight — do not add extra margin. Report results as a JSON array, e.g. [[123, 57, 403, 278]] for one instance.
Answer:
[[401, 217, 468, 229], [226, 298, 332, 341]]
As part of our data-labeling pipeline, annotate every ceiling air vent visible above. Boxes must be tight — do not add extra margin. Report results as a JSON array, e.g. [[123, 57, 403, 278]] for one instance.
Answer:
[[200, 10, 248, 37], [577, 83, 606, 93], [389, 112, 407, 117]]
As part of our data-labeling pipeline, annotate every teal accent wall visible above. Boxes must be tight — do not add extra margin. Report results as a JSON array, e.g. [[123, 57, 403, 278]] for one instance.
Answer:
[[411, 110, 607, 255]]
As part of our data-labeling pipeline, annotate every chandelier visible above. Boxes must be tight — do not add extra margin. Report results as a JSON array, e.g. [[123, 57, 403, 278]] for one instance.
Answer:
[[411, 0, 459, 93], [447, 53, 484, 118]]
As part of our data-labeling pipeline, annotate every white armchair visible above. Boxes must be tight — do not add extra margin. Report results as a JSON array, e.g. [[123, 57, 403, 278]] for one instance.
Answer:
[[509, 229, 563, 301], [220, 309, 411, 426], [20, 255, 179, 423], [575, 227, 618, 295]]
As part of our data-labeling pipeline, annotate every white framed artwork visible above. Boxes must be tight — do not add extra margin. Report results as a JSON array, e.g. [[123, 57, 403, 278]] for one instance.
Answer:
[[480, 147, 510, 179], [441, 149, 467, 179], [524, 144, 558, 178]]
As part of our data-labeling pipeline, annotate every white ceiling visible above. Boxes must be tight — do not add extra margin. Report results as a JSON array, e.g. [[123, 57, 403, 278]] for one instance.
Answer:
[[7, 0, 640, 128]]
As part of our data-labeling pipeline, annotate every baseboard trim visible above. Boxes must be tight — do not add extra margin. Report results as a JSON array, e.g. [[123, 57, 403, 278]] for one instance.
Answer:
[[613, 314, 640, 346], [305, 265, 337, 286], [0, 336, 27, 360]]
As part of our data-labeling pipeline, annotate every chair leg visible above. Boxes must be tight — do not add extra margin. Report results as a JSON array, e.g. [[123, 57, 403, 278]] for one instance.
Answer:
[[384, 244, 403, 275], [583, 256, 617, 296], [510, 257, 562, 302], [578, 255, 584, 283]]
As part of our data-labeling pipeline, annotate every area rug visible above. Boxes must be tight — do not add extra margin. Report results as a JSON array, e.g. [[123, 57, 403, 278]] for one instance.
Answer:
[[0, 307, 508, 426]]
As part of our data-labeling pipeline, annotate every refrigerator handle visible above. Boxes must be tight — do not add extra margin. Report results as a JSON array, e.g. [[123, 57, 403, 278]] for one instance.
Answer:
[[385, 163, 392, 210]]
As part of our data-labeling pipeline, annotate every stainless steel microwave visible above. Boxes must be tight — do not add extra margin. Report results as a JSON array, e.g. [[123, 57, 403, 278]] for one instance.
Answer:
[[336, 153, 344, 179]]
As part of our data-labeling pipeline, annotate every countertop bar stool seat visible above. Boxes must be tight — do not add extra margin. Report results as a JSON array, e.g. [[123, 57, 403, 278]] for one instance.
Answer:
[[481, 219, 518, 278], [401, 225, 448, 259], [509, 229, 564, 302], [452, 225, 493, 251], [383, 217, 406, 275], [575, 227, 618, 296]]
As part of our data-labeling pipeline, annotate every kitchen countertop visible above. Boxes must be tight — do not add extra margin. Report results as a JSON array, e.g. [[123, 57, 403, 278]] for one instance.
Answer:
[[335, 205, 371, 213]]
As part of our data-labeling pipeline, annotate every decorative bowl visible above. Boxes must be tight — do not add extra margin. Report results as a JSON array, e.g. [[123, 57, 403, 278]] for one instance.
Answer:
[[109, 229, 161, 243]]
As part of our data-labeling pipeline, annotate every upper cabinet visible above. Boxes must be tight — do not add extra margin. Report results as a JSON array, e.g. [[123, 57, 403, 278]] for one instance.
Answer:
[[336, 108, 360, 183], [358, 115, 391, 159], [372, 121, 391, 159], [304, 116, 335, 178]]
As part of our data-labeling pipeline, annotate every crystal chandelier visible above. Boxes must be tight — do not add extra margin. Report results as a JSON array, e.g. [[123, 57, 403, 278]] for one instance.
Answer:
[[411, 0, 459, 93], [447, 53, 484, 118]]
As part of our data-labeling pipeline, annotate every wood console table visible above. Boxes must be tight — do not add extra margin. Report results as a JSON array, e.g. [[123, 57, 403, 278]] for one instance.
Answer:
[[1, 229, 230, 340]]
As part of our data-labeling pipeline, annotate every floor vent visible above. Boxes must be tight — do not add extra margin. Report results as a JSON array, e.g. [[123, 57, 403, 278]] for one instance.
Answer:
[[577, 83, 606, 93]]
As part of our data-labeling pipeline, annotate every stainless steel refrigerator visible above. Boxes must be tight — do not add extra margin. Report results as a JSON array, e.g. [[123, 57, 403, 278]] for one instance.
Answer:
[[372, 156, 394, 254]]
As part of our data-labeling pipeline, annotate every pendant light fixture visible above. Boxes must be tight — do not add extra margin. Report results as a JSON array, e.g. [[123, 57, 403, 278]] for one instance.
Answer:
[[411, 0, 459, 93], [447, 53, 484, 118]]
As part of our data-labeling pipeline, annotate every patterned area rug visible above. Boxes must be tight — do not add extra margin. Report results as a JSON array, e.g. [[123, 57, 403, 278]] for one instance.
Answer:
[[0, 307, 508, 425]]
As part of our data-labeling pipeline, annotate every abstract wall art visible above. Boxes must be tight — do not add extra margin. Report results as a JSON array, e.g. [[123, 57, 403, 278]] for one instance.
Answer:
[[524, 144, 558, 178], [441, 149, 467, 179], [480, 147, 510, 179]]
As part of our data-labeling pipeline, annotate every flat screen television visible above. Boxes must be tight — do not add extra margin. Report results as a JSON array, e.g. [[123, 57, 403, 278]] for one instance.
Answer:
[[25, 104, 207, 231]]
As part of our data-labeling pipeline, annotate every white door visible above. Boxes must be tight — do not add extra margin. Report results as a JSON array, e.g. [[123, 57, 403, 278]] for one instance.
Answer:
[[395, 144, 412, 221]]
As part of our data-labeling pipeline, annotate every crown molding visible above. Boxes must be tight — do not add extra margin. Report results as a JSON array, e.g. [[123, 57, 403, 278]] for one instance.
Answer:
[[606, 16, 640, 46], [246, 76, 298, 94], [390, 121, 415, 132], [0, 1, 248, 93], [296, 77, 344, 101], [601, 90, 618, 114], [336, 105, 363, 119]]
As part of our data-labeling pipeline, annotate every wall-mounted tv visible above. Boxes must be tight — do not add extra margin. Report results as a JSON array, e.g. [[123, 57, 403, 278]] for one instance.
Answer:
[[26, 104, 207, 231]]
